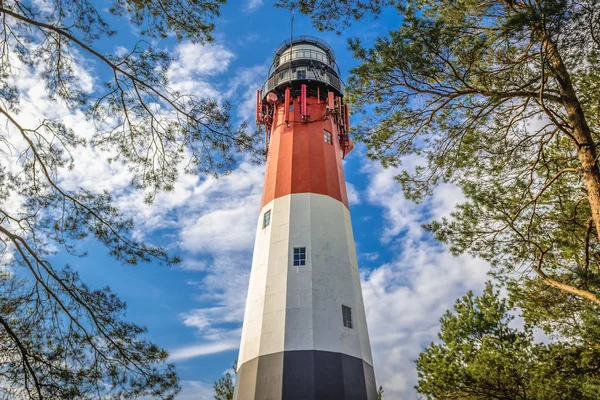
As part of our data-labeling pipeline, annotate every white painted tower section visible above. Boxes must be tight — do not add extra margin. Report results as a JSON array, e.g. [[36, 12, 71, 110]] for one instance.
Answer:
[[238, 193, 373, 366]]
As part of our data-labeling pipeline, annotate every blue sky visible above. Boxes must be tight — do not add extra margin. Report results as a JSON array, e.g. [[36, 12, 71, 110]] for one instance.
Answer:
[[8, 1, 493, 398]]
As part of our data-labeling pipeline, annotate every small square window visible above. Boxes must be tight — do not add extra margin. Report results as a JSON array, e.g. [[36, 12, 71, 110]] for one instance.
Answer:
[[293, 247, 306, 266], [263, 210, 271, 228], [342, 305, 353, 329], [324, 129, 332, 144], [297, 70, 306, 80]]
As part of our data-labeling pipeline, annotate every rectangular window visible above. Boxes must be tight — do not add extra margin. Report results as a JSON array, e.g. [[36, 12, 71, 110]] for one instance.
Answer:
[[297, 70, 306, 80], [342, 305, 353, 329], [293, 247, 306, 266], [263, 210, 271, 228], [324, 129, 332, 144]]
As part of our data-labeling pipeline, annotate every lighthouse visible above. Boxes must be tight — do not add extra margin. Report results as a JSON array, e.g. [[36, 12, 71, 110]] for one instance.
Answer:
[[234, 36, 376, 400]]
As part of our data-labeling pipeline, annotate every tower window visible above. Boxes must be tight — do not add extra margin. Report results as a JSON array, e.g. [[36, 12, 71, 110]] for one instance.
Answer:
[[293, 247, 306, 266], [324, 129, 332, 144], [297, 70, 306, 80], [263, 210, 271, 228], [342, 305, 353, 329]]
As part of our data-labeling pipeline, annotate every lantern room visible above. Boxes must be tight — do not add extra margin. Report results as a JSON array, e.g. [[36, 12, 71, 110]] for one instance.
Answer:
[[261, 35, 343, 97]]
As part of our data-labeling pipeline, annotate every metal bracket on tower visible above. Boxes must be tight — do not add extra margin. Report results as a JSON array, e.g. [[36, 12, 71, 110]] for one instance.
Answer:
[[256, 89, 277, 156], [344, 104, 351, 130], [255, 90, 263, 125], [284, 87, 291, 125], [327, 91, 335, 113], [338, 102, 354, 159], [300, 84, 309, 122]]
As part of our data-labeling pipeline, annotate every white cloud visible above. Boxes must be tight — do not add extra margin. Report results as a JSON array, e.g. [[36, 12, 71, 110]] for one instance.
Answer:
[[167, 41, 269, 123], [360, 252, 379, 262], [114, 46, 128, 56], [178, 380, 216, 400], [359, 161, 489, 398], [362, 155, 463, 243], [167, 41, 234, 98], [244, 0, 264, 12], [227, 63, 270, 121], [171, 42, 234, 77], [347, 182, 361, 205], [3, 39, 245, 205], [181, 206, 257, 254], [363, 251, 489, 396], [168, 341, 239, 362], [0, 51, 134, 203], [178, 162, 264, 254], [165, 162, 264, 358], [100, 159, 264, 358], [159, 57, 271, 354]]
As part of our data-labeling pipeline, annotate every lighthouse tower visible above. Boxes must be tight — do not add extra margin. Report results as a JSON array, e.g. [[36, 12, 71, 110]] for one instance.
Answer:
[[234, 36, 376, 400]]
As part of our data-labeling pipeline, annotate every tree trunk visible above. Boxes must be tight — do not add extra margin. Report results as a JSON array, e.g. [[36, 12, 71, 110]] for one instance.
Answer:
[[543, 38, 600, 242], [534, 266, 600, 306]]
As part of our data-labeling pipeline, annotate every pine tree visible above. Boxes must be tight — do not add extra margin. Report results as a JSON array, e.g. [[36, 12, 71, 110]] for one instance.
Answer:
[[214, 361, 237, 400], [416, 283, 600, 399], [308, 0, 600, 349], [345, 0, 600, 306], [0, 1, 257, 398]]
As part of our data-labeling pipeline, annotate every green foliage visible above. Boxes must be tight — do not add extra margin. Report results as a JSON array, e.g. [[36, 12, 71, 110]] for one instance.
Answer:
[[0, 271, 178, 398], [344, 0, 600, 340], [0, 0, 259, 398], [213, 361, 237, 400], [377, 385, 384, 400], [416, 283, 600, 399], [110, 0, 226, 41]]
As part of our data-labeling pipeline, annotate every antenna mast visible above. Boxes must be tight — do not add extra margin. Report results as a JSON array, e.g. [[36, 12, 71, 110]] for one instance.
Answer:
[[288, 9, 294, 84]]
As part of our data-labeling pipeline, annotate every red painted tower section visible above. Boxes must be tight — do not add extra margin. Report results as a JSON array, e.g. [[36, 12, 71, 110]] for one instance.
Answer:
[[261, 95, 350, 209]]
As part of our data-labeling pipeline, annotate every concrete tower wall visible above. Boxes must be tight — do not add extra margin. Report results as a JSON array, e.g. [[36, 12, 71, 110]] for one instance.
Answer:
[[234, 93, 376, 399]]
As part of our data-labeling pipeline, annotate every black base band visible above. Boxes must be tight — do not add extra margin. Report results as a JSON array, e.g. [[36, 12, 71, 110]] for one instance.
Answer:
[[234, 350, 376, 400]]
